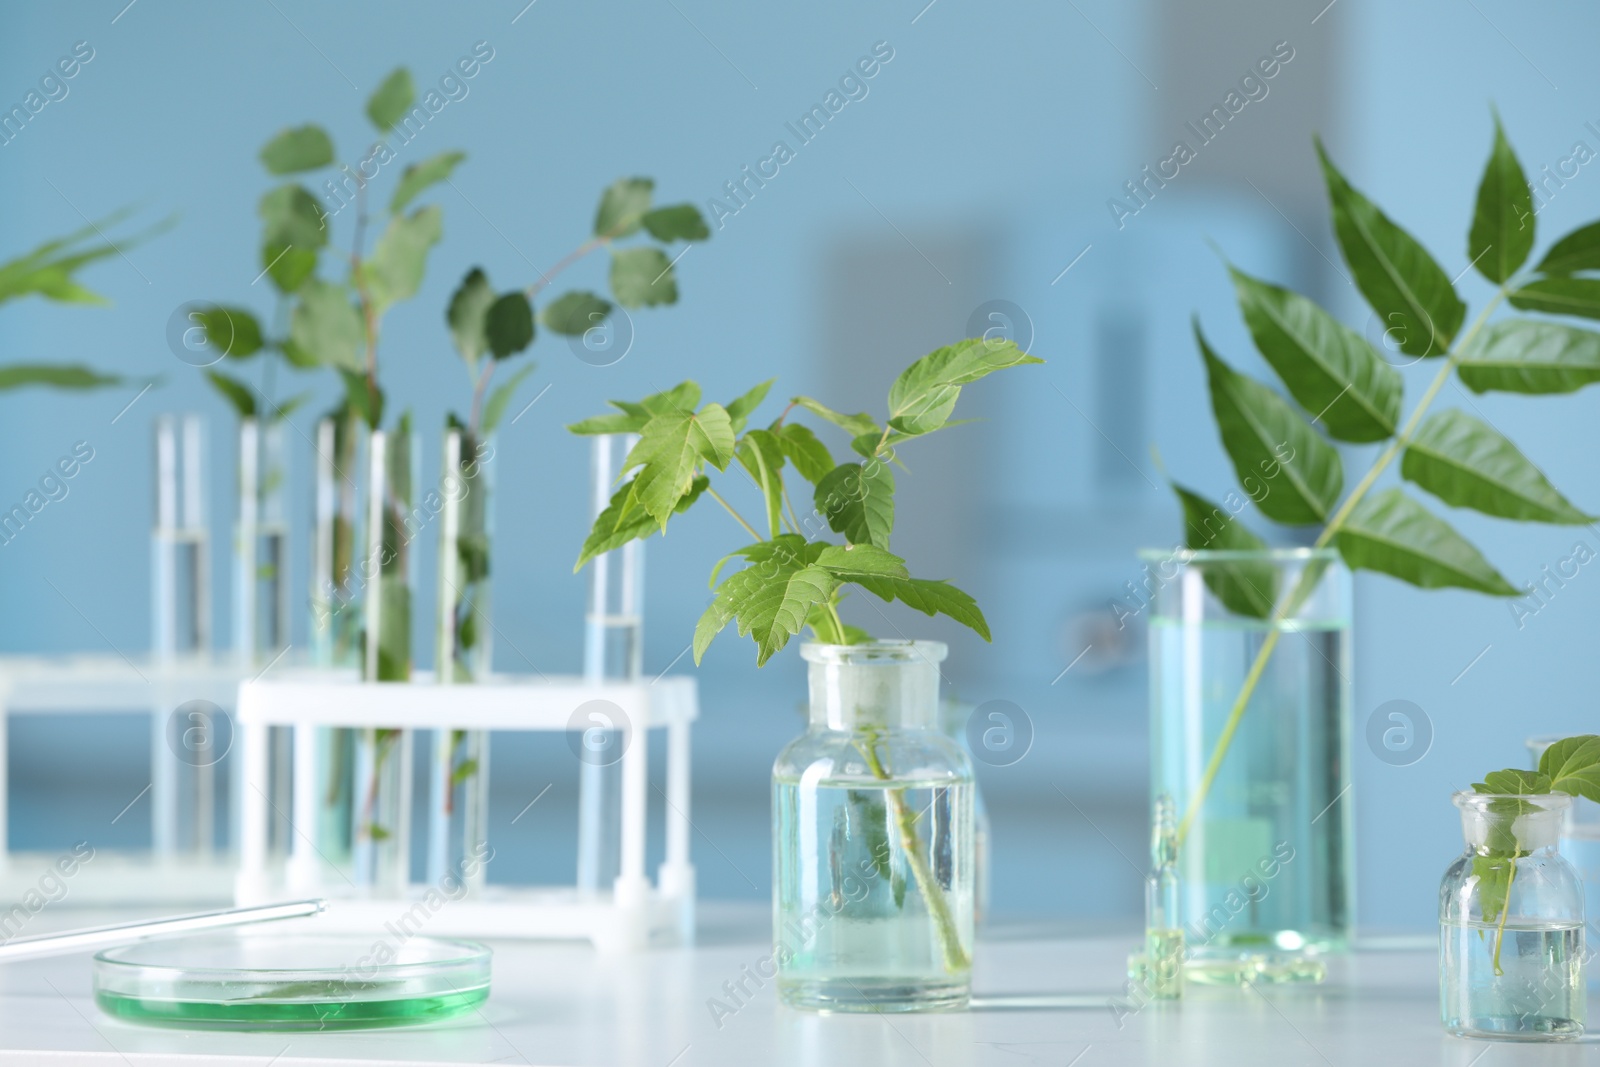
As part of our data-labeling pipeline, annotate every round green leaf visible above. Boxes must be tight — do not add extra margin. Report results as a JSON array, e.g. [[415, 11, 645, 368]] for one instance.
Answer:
[[260, 125, 334, 175], [485, 292, 534, 359], [366, 68, 416, 132]]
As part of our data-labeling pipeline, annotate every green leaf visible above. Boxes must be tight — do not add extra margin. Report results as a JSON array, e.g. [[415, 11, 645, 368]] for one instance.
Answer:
[[265, 392, 312, 422], [725, 380, 773, 434], [594, 177, 654, 237], [1197, 323, 1344, 525], [886, 337, 1043, 436], [541, 291, 612, 337], [569, 383, 701, 436], [450, 758, 480, 790], [815, 462, 894, 549], [695, 536, 837, 665], [0, 364, 123, 392], [1458, 319, 1600, 395], [340, 369, 383, 429], [848, 790, 894, 883], [641, 204, 710, 242], [389, 150, 465, 215], [568, 411, 644, 436], [260, 125, 334, 174], [814, 543, 909, 580], [1172, 482, 1277, 619], [1539, 735, 1600, 803], [362, 205, 442, 315], [205, 370, 256, 417], [642, 382, 700, 415], [1535, 220, 1600, 275], [793, 397, 879, 438], [1475, 769, 1551, 796], [366, 68, 415, 131], [1507, 276, 1600, 321], [1469, 115, 1535, 284], [1228, 266, 1401, 442], [774, 423, 835, 484], [480, 363, 538, 436], [575, 476, 708, 571], [1316, 138, 1465, 357], [1401, 409, 1593, 524], [610, 247, 678, 308], [624, 403, 736, 529], [262, 242, 316, 294], [0, 209, 173, 309], [447, 267, 494, 365], [485, 292, 535, 359], [736, 428, 786, 538], [193, 305, 264, 360], [852, 575, 992, 641], [290, 280, 365, 373], [1336, 488, 1518, 595], [259, 185, 328, 250]]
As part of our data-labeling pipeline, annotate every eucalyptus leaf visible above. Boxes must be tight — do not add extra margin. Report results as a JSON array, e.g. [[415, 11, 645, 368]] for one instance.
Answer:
[[0, 364, 123, 392], [260, 125, 334, 174], [1173, 482, 1277, 619], [1401, 408, 1593, 524], [815, 462, 894, 549], [1508, 276, 1600, 321], [610, 247, 678, 307], [886, 337, 1042, 436], [1335, 488, 1518, 595], [362, 206, 442, 315], [1535, 220, 1600, 275], [389, 151, 465, 215], [642, 204, 711, 242], [193, 305, 264, 360], [262, 242, 316, 293], [480, 363, 537, 436], [1468, 115, 1534, 284], [447, 267, 494, 365], [205, 370, 256, 417], [1458, 319, 1600, 395], [485, 292, 534, 359], [540, 291, 611, 337], [366, 68, 415, 132], [594, 178, 654, 238], [290, 280, 365, 373], [259, 185, 328, 250]]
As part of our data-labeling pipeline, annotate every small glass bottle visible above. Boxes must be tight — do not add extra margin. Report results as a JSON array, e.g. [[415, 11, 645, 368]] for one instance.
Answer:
[[1441, 791, 1585, 1040], [773, 641, 974, 1012]]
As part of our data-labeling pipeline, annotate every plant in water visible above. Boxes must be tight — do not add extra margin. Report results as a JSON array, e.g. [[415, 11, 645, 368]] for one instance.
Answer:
[[569, 336, 1042, 970], [1172, 116, 1600, 852], [1472, 737, 1600, 974]]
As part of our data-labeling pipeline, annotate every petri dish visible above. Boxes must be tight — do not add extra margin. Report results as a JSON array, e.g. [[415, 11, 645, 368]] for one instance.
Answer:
[[93, 933, 490, 1031]]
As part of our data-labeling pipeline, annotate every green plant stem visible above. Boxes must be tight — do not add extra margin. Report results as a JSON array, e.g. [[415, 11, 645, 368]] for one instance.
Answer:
[[854, 734, 969, 974], [705, 485, 762, 541], [1174, 287, 1508, 848], [1492, 857, 1515, 976]]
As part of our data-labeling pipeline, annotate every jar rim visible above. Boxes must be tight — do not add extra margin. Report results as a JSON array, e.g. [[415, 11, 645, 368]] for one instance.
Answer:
[[800, 640, 948, 665], [1452, 790, 1573, 812], [1136, 546, 1340, 564]]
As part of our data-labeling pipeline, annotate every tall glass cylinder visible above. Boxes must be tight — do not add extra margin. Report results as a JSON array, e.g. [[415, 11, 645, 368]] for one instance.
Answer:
[[773, 641, 975, 1012], [429, 427, 492, 891], [577, 434, 641, 893], [1527, 734, 1600, 988], [1143, 548, 1353, 958]]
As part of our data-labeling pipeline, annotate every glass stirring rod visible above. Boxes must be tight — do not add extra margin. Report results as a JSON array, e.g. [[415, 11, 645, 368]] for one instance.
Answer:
[[0, 899, 325, 963]]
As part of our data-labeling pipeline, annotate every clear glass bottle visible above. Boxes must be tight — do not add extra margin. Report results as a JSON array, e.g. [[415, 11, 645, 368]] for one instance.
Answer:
[[773, 641, 975, 1012], [1441, 791, 1585, 1040], [1527, 735, 1600, 989]]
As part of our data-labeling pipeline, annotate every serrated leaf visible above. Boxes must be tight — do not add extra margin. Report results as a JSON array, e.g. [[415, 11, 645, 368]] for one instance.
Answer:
[[815, 462, 894, 549], [1317, 138, 1464, 357], [366, 68, 415, 131], [736, 428, 786, 538], [480, 363, 537, 436], [260, 125, 334, 174], [1458, 319, 1600, 395], [774, 423, 834, 483], [1469, 116, 1534, 284], [1539, 735, 1600, 803], [362, 205, 442, 315], [389, 150, 465, 215], [1173, 482, 1276, 618], [624, 403, 736, 529], [642, 382, 700, 415], [725, 380, 773, 434], [886, 337, 1043, 436], [263, 242, 316, 293], [576, 476, 708, 571], [0, 364, 122, 392], [1475, 768, 1551, 795], [793, 396, 879, 438], [1401, 409, 1593, 524], [1197, 323, 1343, 525], [610, 246, 678, 307], [852, 575, 991, 641], [1535, 220, 1600, 275], [1336, 488, 1518, 595], [193, 305, 264, 360], [290, 280, 365, 373], [540, 291, 611, 337], [568, 411, 644, 435], [1507, 276, 1600, 321], [642, 204, 710, 242], [595, 177, 654, 238], [814, 543, 909, 580], [447, 267, 494, 365], [259, 185, 327, 250], [485, 292, 534, 359], [1229, 266, 1400, 442], [697, 536, 837, 665], [205, 370, 256, 417]]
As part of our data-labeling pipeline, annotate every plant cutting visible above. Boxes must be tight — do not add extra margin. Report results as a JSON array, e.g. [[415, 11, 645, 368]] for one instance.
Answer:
[[1161, 116, 1600, 962], [570, 336, 1040, 1010]]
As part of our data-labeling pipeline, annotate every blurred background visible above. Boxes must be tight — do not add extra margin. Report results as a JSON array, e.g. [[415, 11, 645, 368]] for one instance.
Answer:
[[1, 0, 1598, 932]]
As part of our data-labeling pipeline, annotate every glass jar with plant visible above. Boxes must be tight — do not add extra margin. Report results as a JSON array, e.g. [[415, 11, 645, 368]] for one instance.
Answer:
[[570, 336, 1041, 1010], [1150, 115, 1600, 985], [1441, 737, 1600, 1040]]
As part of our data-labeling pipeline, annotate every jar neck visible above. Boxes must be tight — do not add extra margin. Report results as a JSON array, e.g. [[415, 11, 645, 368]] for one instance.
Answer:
[[1457, 794, 1569, 854], [804, 641, 944, 731]]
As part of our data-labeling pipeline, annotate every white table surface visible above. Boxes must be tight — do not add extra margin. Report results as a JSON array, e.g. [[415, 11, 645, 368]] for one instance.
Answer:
[[0, 906, 1588, 1066]]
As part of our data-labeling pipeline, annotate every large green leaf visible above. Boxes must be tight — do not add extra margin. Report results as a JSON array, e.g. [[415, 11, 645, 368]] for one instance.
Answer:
[[205, 370, 256, 418], [1469, 116, 1534, 284], [1173, 482, 1277, 618], [736, 428, 786, 537], [594, 178, 654, 238], [695, 536, 837, 665], [642, 204, 710, 242], [362, 206, 442, 315], [1197, 324, 1343, 525], [1336, 488, 1518, 595], [851, 574, 992, 640], [813, 543, 909, 580], [262, 242, 316, 293], [1538, 735, 1600, 803], [260, 125, 334, 174], [366, 68, 415, 131], [480, 363, 537, 436], [575, 476, 708, 571], [1458, 319, 1600, 394], [1317, 138, 1464, 357], [193, 305, 264, 360], [793, 396, 879, 438], [725, 380, 773, 434], [290, 280, 365, 373], [623, 403, 736, 528], [1229, 266, 1400, 442], [774, 423, 834, 484], [610, 247, 677, 307], [259, 185, 327, 250], [389, 151, 465, 215], [1507, 277, 1600, 321], [0, 364, 122, 391], [815, 461, 894, 549], [447, 267, 494, 365], [540, 291, 611, 337], [1401, 408, 1592, 524], [485, 292, 534, 359], [886, 337, 1043, 436], [1535, 220, 1600, 275]]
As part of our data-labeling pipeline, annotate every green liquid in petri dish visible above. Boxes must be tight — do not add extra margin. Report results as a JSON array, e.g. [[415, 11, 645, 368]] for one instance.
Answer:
[[95, 987, 487, 1031]]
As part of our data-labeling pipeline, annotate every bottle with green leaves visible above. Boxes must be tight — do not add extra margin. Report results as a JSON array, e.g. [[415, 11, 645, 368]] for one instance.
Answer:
[[1440, 737, 1600, 1040], [570, 336, 1040, 1010], [1157, 117, 1600, 965]]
